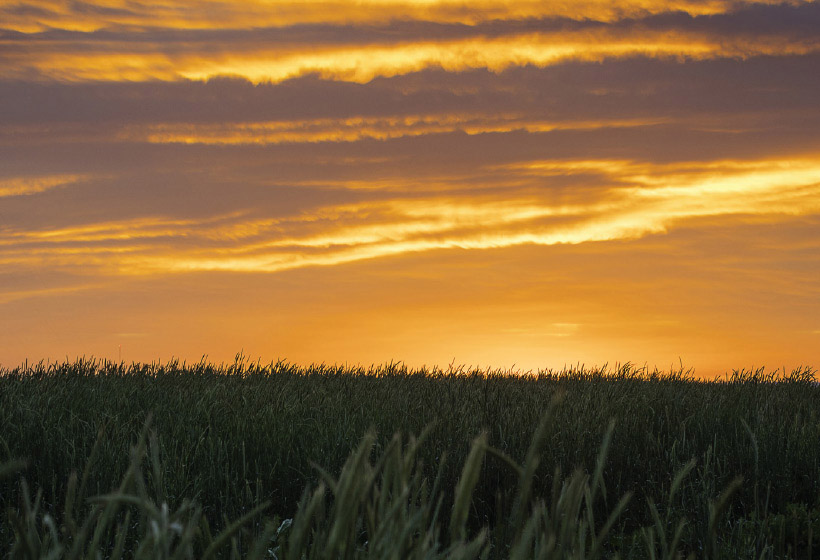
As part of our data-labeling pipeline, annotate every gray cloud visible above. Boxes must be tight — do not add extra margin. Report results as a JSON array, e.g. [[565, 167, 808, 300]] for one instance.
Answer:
[[2, 53, 820, 127], [5, 2, 819, 44]]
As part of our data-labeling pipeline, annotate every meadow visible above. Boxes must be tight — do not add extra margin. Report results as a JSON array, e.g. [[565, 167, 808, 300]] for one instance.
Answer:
[[1, 358, 818, 559]]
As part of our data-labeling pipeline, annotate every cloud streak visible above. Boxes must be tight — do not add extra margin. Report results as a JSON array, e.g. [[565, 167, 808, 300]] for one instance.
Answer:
[[3, 0, 812, 32], [2, 157, 817, 279], [117, 115, 669, 145], [5, 27, 818, 83], [0, 174, 87, 197], [4, 2, 820, 83]]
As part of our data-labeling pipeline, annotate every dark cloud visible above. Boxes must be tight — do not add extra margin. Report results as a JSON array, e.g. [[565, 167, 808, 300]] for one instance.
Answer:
[[1, 3, 56, 17], [2, 53, 819, 126], [6, 2, 819, 45], [68, 1, 138, 17], [636, 1, 820, 37], [3, 107, 820, 242]]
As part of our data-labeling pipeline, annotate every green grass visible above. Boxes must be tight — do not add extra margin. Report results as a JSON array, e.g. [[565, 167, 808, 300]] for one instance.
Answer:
[[1, 358, 819, 558]]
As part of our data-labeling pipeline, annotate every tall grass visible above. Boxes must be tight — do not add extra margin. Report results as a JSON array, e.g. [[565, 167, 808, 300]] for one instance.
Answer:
[[1, 358, 819, 557]]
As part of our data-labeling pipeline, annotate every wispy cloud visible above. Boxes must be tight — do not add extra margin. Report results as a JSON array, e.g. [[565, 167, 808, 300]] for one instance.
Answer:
[[0, 174, 87, 197], [119, 115, 668, 145], [5, 28, 818, 83], [3, 0, 812, 32], [2, 157, 817, 276]]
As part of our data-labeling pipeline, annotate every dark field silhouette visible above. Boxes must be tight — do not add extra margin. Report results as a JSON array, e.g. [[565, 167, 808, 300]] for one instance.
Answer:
[[1, 358, 818, 558]]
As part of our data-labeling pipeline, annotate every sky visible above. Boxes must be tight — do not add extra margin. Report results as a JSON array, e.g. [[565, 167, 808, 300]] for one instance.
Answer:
[[1, 1, 819, 376]]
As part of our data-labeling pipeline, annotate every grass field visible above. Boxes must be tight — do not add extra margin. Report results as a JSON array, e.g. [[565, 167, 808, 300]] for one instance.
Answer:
[[1, 358, 819, 558]]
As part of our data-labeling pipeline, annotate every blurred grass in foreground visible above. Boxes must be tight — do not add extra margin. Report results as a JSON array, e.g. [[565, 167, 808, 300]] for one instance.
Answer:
[[1, 358, 819, 558]]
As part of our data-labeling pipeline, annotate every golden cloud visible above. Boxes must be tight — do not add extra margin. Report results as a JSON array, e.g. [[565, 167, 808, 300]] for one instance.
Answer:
[[3, 156, 818, 275], [3, 0, 812, 32], [5, 28, 818, 83], [0, 174, 87, 197], [116, 114, 668, 145]]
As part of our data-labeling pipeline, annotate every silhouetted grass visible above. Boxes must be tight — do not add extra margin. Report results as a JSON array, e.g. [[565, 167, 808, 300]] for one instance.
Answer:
[[1, 358, 818, 558]]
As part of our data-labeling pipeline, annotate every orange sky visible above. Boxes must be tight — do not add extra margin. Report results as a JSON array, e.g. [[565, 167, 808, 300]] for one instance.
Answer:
[[1, 0, 819, 377]]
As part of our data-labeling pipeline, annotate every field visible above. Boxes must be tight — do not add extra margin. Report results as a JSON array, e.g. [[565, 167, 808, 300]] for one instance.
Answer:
[[1, 358, 819, 559]]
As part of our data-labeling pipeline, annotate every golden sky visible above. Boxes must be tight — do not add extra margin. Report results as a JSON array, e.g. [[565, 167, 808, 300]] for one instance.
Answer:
[[1, 0, 819, 376]]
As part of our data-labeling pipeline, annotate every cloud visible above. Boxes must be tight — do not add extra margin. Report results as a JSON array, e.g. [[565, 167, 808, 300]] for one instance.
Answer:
[[4, 51, 819, 129], [114, 114, 668, 146], [5, 28, 818, 83], [3, 3, 820, 83], [0, 174, 87, 197], [2, 156, 817, 278], [3, 0, 813, 33]]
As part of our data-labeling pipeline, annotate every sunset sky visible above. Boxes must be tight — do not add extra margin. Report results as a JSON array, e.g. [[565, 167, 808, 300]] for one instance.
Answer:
[[2, 0, 819, 376]]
